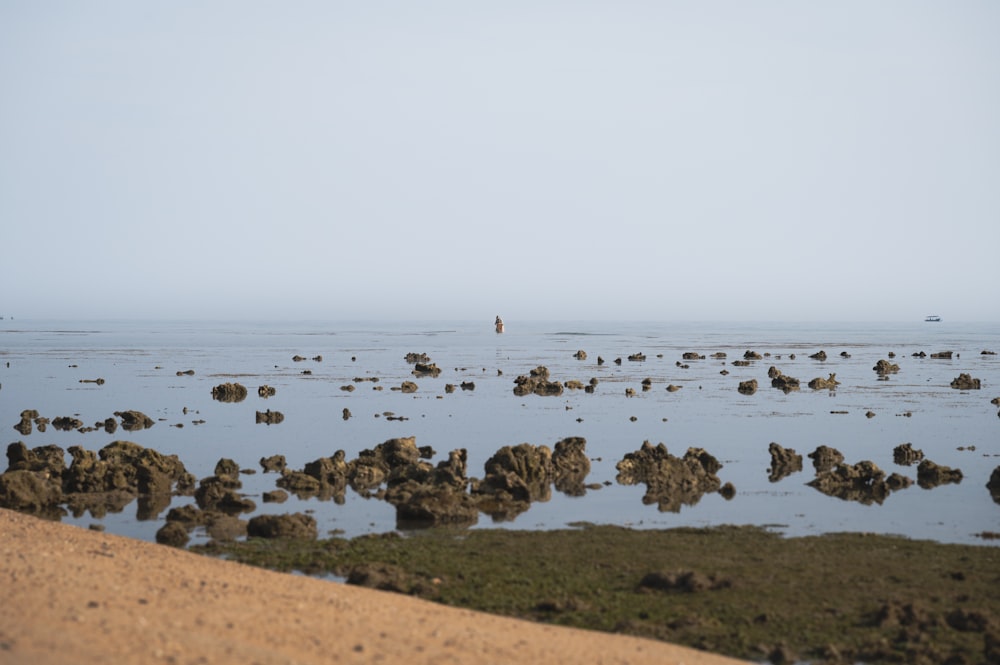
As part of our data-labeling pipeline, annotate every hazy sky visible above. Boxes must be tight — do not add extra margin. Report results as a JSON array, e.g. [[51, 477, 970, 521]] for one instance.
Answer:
[[2, 2, 998, 322]]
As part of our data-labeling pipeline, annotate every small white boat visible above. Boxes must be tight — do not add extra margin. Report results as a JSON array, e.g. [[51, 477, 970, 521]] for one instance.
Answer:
[[925, 315, 941, 322]]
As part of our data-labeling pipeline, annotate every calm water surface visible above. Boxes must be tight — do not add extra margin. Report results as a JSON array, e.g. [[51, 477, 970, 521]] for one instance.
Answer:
[[1, 319, 997, 546]]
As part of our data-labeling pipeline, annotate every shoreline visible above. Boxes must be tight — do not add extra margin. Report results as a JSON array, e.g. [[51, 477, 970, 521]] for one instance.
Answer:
[[0, 508, 747, 665]]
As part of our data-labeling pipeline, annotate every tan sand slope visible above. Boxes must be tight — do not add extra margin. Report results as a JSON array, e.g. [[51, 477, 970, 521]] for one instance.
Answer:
[[0, 509, 747, 665]]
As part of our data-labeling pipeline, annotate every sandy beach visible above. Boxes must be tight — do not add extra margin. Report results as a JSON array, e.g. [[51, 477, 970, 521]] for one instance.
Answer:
[[0, 508, 747, 665]]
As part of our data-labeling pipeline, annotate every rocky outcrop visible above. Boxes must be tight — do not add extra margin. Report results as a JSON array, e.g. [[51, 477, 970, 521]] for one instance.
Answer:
[[412, 363, 442, 377], [916, 460, 963, 488], [808, 446, 844, 473], [988, 466, 1000, 504], [247, 512, 317, 539], [873, 359, 900, 375], [255, 410, 284, 425], [767, 443, 802, 482], [893, 443, 924, 466], [258, 385, 276, 398], [615, 441, 726, 512], [807, 374, 840, 390], [1, 440, 195, 517], [737, 379, 758, 395], [808, 460, 911, 505], [211, 383, 248, 402], [513, 366, 564, 397], [770, 371, 800, 393], [809, 350, 827, 361], [950, 374, 981, 390]]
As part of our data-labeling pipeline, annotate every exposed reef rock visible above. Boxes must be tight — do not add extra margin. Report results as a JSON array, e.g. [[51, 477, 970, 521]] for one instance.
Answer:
[[809, 350, 827, 361], [807, 374, 840, 390], [893, 443, 924, 466], [255, 410, 284, 425], [770, 371, 800, 393], [404, 352, 431, 364], [412, 363, 442, 377], [916, 460, 963, 488], [988, 466, 1000, 504], [950, 373, 981, 390], [737, 379, 758, 395], [258, 385, 276, 398], [873, 359, 900, 375], [211, 383, 248, 403], [247, 512, 317, 539], [808, 446, 844, 473], [0, 440, 195, 517], [808, 460, 912, 505], [767, 442, 802, 482], [513, 366, 564, 397], [615, 441, 726, 512]]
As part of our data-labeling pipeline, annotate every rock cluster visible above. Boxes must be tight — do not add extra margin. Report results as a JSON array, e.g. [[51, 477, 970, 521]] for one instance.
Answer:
[[615, 441, 730, 512], [513, 366, 564, 397], [0, 440, 195, 519], [873, 359, 900, 375], [808, 459, 911, 505]]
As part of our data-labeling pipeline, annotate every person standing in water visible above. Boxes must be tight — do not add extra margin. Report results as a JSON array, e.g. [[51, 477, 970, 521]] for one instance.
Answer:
[[495, 316, 504, 333]]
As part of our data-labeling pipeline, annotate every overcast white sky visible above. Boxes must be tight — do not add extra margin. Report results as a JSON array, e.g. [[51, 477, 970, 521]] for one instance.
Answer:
[[1, 1, 998, 322]]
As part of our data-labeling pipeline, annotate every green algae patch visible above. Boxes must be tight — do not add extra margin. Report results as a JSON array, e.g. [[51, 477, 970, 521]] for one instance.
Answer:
[[193, 525, 1000, 664]]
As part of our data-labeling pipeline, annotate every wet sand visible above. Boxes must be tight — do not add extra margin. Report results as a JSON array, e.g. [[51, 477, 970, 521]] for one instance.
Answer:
[[0, 509, 747, 665]]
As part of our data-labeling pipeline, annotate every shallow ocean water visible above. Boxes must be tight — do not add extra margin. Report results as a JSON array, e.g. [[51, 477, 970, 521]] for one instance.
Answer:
[[1, 319, 997, 546]]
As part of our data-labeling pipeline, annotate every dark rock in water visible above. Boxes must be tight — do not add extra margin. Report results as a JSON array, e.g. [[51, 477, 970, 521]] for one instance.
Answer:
[[13, 409, 39, 436], [893, 443, 924, 466], [114, 410, 155, 431], [258, 385, 276, 398], [615, 441, 724, 512], [103, 417, 118, 434], [155, 521, 189, 547], [743, 351, 762, 360], [810, 350, 827, 361], [247, 512, 317, 539], [397, 381, 418, 393], [165, 504, 205, 526], [573, 350, 587, 360], [259, 455, 286, 473], [950, 373, 981, 390], [931, 350, 954, 359], [682, 352, 705, 360], [343, 408, 352, 420], [873, 359, 900, 375], [460, 381, 475, 391], [916, 460, 963, 488], [770, 372, 800, 393], [807, 374, 840, 390], [214, 458, 241, 479], [204, 512, 248, 542], [767, 442, 802, 482], [211, 382, 248, 403], [988, 466, 1000, 504], [475, 443, 553, 510], [808, 460, 911, 505], [263, 489, 288, 503], [404, 352, 431, 364], [278, 450, 348, 502], [808, 446, 844, 473], [628, 353, 646, 362], [412, 362, 442, 377], [52, 416, 84, 431], [737, 379, 758, 395], [552, 437, 591, 496], [513, 366, 564, 397], [389, 482, 480, 527], [767, 366, 782, 379], [255, 410, 284, 425]]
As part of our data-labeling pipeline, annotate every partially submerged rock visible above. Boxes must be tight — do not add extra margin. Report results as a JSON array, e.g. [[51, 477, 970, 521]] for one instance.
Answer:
[[873, 359, 900, 375], [808, 460, 911, 505], [950, 373, 981, 390], [893, 443, 924, 466], [255, 410, 284, 425], [808, 446, 844, 473], [737, 379, 758, 395], [513, 366, 564, 397], [767, 443, 802, 482], [807, 374, 840, 390], [615, 441, 725, 512], [916, 460, 963, 488], [211, 383, 248, 403]]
